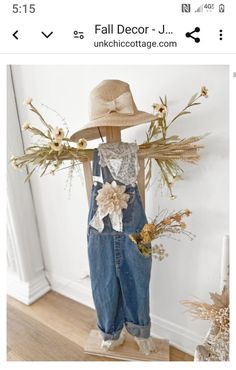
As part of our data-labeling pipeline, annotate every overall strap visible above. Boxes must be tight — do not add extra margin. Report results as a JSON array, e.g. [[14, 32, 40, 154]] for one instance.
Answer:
[[92, 149, 101, 177], [92, 147, 114, 183]]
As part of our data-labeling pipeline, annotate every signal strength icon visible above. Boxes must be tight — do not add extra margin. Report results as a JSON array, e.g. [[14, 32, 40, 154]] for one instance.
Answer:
[[195, 5, 203, 12]]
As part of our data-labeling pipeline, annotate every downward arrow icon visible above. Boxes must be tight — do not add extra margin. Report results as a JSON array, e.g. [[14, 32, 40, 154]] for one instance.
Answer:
[[41, 31, 53, 38]]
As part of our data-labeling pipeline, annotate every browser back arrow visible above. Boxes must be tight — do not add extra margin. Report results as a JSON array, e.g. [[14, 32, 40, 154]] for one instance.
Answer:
[[13, 30, 19, 40]]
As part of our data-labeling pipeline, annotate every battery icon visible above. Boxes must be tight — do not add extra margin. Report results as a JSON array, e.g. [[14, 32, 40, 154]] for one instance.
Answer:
[[219, 4, 225, 13]]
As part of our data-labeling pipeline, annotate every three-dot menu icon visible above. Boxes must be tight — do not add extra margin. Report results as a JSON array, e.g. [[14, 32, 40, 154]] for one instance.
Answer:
[[219, 29, 223, 40]]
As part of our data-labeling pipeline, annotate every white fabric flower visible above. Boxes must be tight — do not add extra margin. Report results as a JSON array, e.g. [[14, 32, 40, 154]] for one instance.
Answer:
[[89, 181, 130, 232], [97, 181, 130, 214]]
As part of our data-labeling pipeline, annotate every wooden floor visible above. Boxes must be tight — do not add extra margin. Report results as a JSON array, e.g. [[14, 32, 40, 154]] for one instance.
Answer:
[[7, 291, 193, 361]]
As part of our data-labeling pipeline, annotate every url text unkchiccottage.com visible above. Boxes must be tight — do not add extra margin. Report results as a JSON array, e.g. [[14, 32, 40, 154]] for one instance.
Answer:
[[94, 39, 177, 50]]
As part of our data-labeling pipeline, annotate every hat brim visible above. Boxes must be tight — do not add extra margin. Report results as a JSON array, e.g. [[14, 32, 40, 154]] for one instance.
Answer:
[[70, 110, 158, 141]]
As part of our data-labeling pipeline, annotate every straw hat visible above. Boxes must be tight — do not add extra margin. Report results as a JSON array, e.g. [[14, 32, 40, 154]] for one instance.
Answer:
[[70, 79, 158, 141]]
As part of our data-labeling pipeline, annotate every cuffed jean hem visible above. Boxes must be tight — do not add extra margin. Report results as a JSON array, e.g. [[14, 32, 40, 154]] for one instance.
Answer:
[[125, 321, 151, 338], [97, 323, 124, 341]]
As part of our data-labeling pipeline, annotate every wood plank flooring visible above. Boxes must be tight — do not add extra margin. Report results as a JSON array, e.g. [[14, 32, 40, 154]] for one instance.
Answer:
[[7, 291, 193, 361]]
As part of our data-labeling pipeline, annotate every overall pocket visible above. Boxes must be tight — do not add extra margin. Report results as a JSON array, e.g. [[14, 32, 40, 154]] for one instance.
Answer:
[[128, 236, 152, 259]]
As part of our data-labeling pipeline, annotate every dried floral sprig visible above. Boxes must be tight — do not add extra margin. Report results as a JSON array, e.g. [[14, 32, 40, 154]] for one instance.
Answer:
[[151, 244, 169, 261], [180, 286, 229, 333], [145, 87, 209, 198], [129, 208, 194, 257], [181, 286, 229, 361], [9, 99, 92, 182]]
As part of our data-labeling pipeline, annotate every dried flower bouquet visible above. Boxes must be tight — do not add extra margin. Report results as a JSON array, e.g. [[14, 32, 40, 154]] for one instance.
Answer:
[[129, 208, 194, 258], [180, 286, 229, 361]]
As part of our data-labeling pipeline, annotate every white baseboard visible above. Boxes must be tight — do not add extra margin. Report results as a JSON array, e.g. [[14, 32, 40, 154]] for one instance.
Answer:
[[45, 271, 95, 309], [7, 271, 51, 305], [150, 314, 205, 356], [46, 271, 206, 356]]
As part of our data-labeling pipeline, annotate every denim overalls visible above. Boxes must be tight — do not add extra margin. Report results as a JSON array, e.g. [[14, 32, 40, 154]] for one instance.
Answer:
[[87, 147, 152, 341]]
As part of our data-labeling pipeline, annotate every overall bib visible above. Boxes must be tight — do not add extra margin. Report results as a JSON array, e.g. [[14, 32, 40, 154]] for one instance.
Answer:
[[87, 143, 152, 341]]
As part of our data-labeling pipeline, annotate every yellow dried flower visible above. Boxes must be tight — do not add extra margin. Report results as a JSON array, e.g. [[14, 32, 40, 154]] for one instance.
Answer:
[[22, 121, 30, 130], [23, 97, 33, 105], [155, 103, 167, 114], [129, 208, 194, 258], [140, 231, 152, 243], [142, 223, 156, 234], [163, 218, 172, 225], [51, 164, 59, 171], [10, 156, 19, 169], [184, 209, 192, 216], [12, 162, 19, 170], [50, 141, 63, 152], [154, 103, 167, 118], [201, 86, 208, 98], [173, 213, 182, 222], [53, 127, 64, 142], [77, 138, 87, 149]]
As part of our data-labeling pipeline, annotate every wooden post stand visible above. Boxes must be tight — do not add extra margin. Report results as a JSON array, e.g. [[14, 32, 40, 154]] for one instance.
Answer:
[[84, 330, 169, 361], [82, 127, 170, 360]]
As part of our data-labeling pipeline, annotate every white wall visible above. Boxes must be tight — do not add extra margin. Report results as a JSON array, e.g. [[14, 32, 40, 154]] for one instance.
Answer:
[[9, 65, 229, 354], [7, 66, 51, 304]]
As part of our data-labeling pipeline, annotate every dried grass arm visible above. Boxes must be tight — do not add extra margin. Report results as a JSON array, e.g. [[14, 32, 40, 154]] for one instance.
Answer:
[[138, 136, 205, 162], [143, 87, 209, 197]]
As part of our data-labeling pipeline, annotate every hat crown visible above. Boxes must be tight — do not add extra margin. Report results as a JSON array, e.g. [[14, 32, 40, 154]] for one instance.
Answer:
[[89, 79, 138, 120], [90, 79, 128, 99], [70, 79, 158, 142]]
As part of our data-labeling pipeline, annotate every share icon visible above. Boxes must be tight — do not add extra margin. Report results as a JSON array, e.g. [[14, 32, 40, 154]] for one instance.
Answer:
[[185, 27, 200, 43]]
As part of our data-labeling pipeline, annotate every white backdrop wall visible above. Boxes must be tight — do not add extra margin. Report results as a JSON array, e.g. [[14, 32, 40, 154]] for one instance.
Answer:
[[9, 65, 229, 354]]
